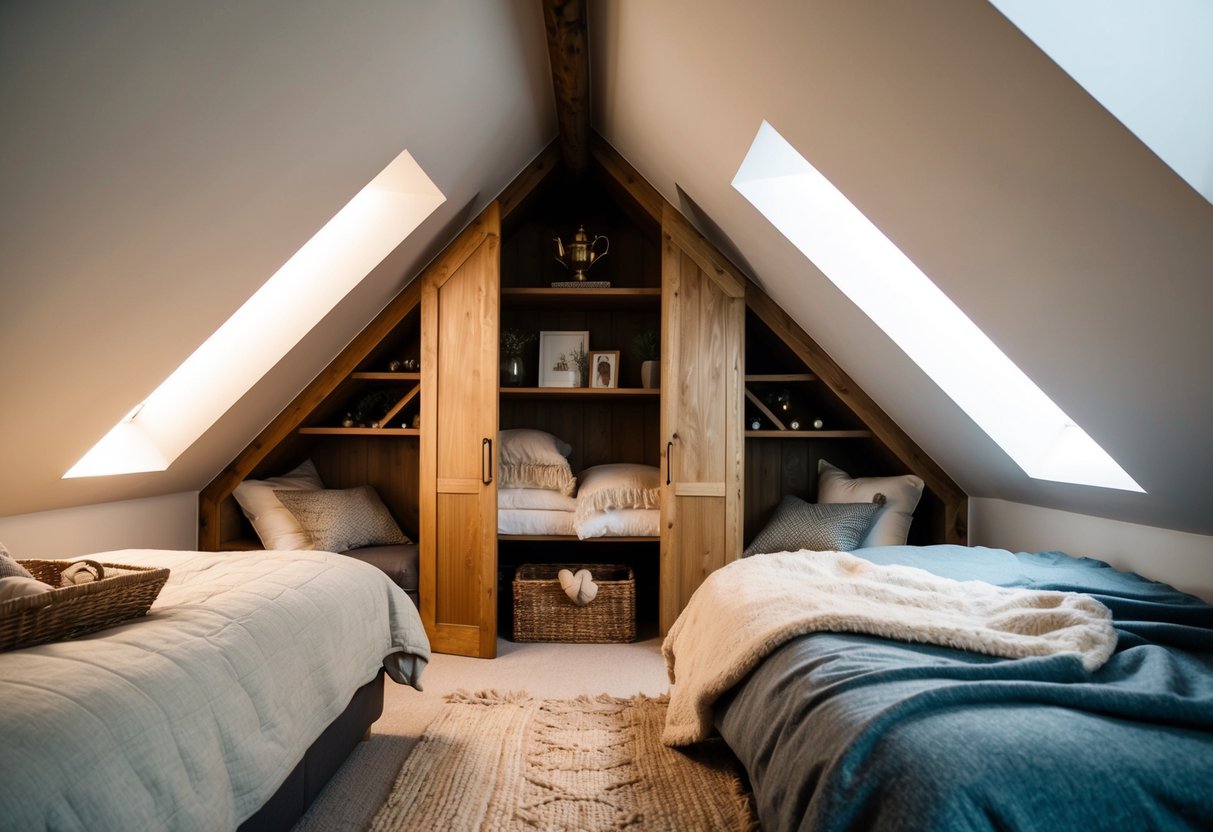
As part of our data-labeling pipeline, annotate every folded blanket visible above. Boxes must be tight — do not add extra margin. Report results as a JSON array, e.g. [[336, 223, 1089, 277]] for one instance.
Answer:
[[661, 550, 1117, 746]]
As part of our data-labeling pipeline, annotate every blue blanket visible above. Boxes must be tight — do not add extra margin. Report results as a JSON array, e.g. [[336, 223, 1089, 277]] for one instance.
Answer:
[[715, 545, 1213, 832]]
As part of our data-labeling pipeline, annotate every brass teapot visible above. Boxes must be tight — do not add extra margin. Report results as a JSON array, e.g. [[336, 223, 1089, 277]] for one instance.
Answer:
[[554, 225, 609, 281]]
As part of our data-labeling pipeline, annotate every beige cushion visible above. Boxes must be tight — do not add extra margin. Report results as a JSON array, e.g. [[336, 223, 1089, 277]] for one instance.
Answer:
[[816, 459, 923, 547], [274, 486, 410, 553], [232, 460, 324, 550], [574, 463, 661, 525], [497, 429, 575, 495]]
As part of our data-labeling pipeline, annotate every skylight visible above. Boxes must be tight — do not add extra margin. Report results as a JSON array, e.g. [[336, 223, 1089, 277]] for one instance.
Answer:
[[65, 150, 445, 478], [990, 0, 1213, 205], [733, 121, 1143, 492]]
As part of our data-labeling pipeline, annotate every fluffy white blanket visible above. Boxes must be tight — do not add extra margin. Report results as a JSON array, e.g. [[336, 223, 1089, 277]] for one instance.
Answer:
[[661, 550, 1118, 746]]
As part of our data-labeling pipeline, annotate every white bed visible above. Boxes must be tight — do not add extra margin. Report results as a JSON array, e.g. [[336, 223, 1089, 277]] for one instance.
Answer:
[[0, 548, 430, 831]]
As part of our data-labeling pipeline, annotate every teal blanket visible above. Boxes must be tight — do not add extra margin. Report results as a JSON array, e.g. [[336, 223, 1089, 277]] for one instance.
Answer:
[[716, 546, 1213, 831]]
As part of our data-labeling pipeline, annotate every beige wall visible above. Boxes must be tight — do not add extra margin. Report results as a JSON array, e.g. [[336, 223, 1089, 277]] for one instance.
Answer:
[[0, 492, 197, 559], [970, 497, 1213, 603]]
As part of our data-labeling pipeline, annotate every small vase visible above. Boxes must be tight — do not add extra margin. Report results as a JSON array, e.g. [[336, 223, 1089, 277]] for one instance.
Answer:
[[641, 360, 660, 389], [501, 353, 526, 387]]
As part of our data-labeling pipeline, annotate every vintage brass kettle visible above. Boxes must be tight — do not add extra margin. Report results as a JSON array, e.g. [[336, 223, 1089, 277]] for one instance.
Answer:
[[554, 225, 609, 281]]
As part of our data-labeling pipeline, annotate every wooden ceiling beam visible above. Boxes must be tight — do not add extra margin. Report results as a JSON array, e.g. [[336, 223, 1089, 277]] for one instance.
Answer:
[[542, 0, 590, 176]]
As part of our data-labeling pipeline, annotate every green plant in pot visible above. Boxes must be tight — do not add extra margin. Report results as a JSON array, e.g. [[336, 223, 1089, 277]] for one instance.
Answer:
[[632, 331, 660, 389]]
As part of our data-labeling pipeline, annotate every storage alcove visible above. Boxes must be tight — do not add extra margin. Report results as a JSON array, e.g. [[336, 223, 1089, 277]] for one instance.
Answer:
[[496, 167, 664, 639]]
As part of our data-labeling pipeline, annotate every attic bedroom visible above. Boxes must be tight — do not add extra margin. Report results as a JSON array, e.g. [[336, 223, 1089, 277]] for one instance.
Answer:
[[2, 2, 1211, 830]]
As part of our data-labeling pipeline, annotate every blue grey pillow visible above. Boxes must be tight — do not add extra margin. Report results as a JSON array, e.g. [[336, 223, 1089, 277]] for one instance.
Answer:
[[743, 495, 881, 557], [0, 542, 35, 580]]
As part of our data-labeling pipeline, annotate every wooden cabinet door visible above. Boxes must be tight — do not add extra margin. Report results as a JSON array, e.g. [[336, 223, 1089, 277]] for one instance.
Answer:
[[659, 205, 745, 633], [420, 204, 500, 658]]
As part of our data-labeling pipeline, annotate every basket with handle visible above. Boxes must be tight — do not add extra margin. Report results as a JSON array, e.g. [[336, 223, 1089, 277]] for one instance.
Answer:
[[0, 559, 170, 652]]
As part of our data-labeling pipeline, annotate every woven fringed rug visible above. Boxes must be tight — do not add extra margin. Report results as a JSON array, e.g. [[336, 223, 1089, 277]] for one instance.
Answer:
[[370, 691, 757, 832]]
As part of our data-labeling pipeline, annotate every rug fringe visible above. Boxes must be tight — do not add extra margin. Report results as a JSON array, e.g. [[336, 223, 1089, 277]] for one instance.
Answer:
[[444, 688, 534, 705]]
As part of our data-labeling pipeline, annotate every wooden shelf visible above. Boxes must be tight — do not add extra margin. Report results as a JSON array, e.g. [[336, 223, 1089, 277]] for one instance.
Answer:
[[298, 427, 421, 436], [498, 534, 659, 542], [500, 386, 658, 399], [501, 287, 660, 308], [350, 372, 421, 381], [745, 373, 817, 383], [745, 430, 872, 439]]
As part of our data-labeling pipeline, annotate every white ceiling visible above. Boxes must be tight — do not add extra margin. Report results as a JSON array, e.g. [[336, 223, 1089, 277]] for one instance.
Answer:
[[2, 1, 1211, 539]]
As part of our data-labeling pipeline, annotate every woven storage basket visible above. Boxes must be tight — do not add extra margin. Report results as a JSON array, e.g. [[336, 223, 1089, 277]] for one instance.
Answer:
[[513, 563, 635, 643], [0, 559, 170, 652]]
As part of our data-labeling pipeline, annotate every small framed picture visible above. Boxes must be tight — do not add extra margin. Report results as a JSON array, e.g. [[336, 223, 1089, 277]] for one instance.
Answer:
[[589, 350, 620, 389], [538, 330, 590, 387]]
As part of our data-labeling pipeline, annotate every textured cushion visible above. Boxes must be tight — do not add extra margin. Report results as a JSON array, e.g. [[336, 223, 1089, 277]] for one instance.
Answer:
[[742, 495, 880, 556], [816, 459, 924, 547], [498, 429, 576, 496], [274, 486, 410, 553], [497, 488, 578, 512], [233, 460, 325, 550], [574, 463, 661, 524], [0, 543, 35, 580]]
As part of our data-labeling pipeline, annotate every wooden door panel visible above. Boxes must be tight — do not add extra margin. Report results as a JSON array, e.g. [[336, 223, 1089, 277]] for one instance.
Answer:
[[420, 204, 500, 658]]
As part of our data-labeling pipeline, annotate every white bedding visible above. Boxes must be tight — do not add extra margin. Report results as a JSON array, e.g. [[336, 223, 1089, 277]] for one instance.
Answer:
[[0, 549, 431, 831], [575, 508, 660, 539], [497, 508, 576, 536]]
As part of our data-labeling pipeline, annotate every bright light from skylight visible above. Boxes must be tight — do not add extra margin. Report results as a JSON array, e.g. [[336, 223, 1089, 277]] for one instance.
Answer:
[[989, 0, 1213, 205], [733, 121, 1143, 492], [65, 150, 445, 478]]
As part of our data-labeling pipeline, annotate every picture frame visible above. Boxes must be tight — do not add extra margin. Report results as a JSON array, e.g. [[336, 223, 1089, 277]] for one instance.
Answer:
[[538, 330, 590, 387], [589, 350, 620, 389]]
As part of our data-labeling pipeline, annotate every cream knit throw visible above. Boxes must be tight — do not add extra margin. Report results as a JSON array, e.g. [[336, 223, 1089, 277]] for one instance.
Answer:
[[662, 550, 1118, 746]]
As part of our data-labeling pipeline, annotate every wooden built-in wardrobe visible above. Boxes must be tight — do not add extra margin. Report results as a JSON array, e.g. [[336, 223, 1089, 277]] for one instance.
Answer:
[[198, 135, 967, 660]]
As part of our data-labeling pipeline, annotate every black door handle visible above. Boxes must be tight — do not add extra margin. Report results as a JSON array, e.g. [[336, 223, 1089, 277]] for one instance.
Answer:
[[666, 441, 673, 485], [482, 437, 493, 485]]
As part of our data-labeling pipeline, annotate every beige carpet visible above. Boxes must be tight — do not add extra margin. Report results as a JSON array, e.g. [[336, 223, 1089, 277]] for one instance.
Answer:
[[292, 638, 672, 832], [369, 691, 756, 832]]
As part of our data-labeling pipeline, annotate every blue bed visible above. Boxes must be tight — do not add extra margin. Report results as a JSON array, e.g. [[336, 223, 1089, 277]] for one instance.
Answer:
[[714, 545, 1213, 831]]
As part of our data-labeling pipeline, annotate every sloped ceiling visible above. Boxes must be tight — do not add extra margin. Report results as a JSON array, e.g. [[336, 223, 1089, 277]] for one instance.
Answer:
[[3, 1, 1211, 541]]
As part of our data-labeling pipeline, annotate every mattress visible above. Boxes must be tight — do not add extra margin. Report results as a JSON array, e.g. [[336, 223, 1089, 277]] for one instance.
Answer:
[[0, 549, 431, 831], [713, 545, 1213, 831]]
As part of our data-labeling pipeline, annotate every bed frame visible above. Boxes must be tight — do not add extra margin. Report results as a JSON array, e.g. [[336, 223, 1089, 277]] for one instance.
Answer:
[[239, 670, 385, 831]]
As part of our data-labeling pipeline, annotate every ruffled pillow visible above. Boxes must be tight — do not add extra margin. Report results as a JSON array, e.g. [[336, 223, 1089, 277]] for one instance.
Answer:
[[498, 429, 576, 496], [574, 463, 661, 525], [498, 488, 578, 512], [233, 459, 325, 550]]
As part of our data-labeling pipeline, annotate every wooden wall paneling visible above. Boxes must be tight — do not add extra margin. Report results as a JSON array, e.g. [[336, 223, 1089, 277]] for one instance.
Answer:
[[420, 204, 500, 658]]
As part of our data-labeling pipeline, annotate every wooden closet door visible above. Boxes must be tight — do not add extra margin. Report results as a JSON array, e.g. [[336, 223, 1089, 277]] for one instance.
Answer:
[[420, 204, 500, 658], [659, 205, 745, 633]]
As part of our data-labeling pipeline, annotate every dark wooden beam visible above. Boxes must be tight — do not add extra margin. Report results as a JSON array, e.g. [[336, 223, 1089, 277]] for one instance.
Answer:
[[542, 0, 590, 176]]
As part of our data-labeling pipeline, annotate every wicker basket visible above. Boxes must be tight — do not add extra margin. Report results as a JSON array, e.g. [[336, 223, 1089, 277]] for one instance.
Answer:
[[513, 563, 635, 643], [0, 559, 170, 652]]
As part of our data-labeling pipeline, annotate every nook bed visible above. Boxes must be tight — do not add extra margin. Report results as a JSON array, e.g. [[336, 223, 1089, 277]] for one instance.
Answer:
[[0, 547, 430, 831], [663, 544, 1213, 831]]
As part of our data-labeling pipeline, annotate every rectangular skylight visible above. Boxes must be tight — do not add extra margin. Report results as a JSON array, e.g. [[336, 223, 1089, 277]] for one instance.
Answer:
[[65, 149, 445, 478], [734, 121, 1143, 492]]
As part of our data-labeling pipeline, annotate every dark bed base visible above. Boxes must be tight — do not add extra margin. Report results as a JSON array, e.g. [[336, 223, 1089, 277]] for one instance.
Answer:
[[239, 669, 386, 832]]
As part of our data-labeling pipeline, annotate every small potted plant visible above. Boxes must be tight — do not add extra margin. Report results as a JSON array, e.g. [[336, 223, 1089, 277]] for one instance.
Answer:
[[632, 331, 660, 389]]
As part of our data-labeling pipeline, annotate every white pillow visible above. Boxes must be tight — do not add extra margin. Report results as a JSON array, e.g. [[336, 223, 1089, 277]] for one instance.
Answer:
[[498, 429, 576, 495], [497, 509, 577, 537], [498, 488, 578, 512], [575, 463, 661, 524], [575, 508, 660, 540], [816, 459, 923, 547], [232, 459, 324, 550]]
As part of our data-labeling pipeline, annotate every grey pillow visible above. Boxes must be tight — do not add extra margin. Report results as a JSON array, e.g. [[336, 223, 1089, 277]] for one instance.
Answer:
[[274, 486, 410, 553], [743, 495, 881, 557], [0, 542, 35, 580]]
